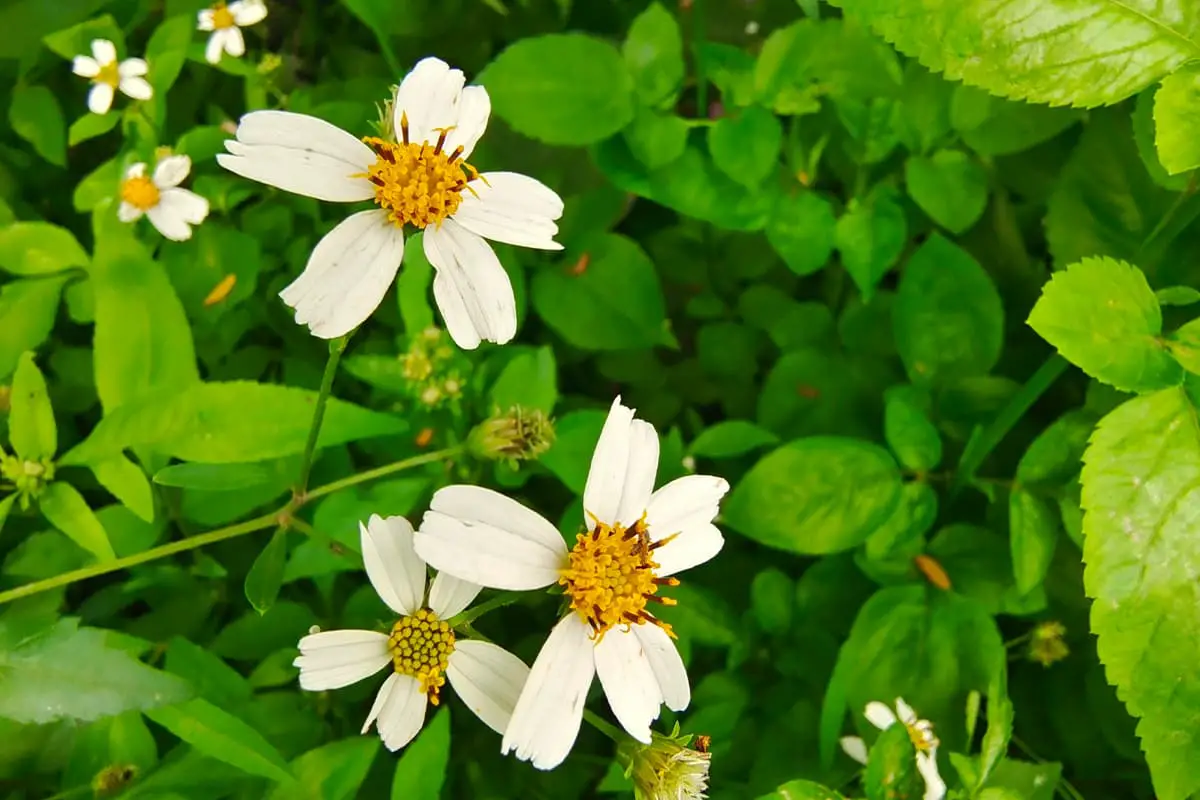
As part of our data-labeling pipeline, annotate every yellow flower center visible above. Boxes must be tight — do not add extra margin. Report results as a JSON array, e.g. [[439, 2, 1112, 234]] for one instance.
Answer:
[[120, 175, 160, 211], [905, 719, 939, 755], [362, 115, 481, 230], [95, 60, 120, 88], [388, 608, 455, 704], [558, 517, 679, 639], [211, 2, 236, 28]]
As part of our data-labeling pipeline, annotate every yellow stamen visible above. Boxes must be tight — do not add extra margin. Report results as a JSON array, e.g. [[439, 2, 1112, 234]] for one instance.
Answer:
[[387, 608, 455, 703], [361, 134, 476, 230], [120, 174, 160, 211], [211, 2, 236, 29], [95, 60, 120, 89], [905, 719, 939, 754]]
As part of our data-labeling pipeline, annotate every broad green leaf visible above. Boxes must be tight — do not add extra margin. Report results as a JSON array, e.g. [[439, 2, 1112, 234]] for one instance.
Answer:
[[0, 619, 192, 724], [391, 707, 450, 800], [830, 0, 1200, 108], [757, 780, 845, 799], [532, 235, 668, 351], [894, 234, 1004, 384], [153, 462, 277, 491], [950, 85, 1082, 157], [725, 437, 901, 554], [0, 276, 67, 380], [41, 14, 124, 61], [927, 524, 1043, 616], [1027, 257, 1181, 393], [1009, 489, 1058, 594], [145, 15, 193, 97], [68, 110, 119, 145], [90, 455, 154, 522], [623, 108, 689, 170], [211, 601, 313, 661], [623, 2, 684, 107], [767, 191, 836, 277], [1082, 387, 1200, 798], [708, 106, 783, 189], [898, 62, 953, 154], [0, 222, 88, 276], [145, 698, 292, 783], [883, 385, 941, 471], [164, 637, 253, 710], [756, 349, 883, 441], [865, 723, 923, 800], [835, 191, 906, 300], [1159, 286, 1200, 306], [981, 759, 1061, 800], [904, 149, 987, 234], [481, 34, 634, 146], [750, 568, 793, 634], [39, 482, 114, 560], [490, 346, 557, 413], [1168, 318, 1200, 374], [267, 738, 379, 800], [540, 409, 606, 494], [690, 420, 780, 459], [244, 529, 288, 615], [74, 157, 121, 212], [1015, 410, 1095, 486], [1154, 65, 1200, 175], [9, 352, 56, 461], [9, 85, 65, 166]]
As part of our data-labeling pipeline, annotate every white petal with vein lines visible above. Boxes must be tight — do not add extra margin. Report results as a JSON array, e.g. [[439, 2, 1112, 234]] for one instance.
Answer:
[[452, 171, 564, 250], [631, 622, 690, 711], [392, 57, 465, 146], [583, 397, 635, 527], [595, 626, 662, 743], [427, 570, 482, 619], [652, 522, 724, 577], [425, 219, 517, 349], [446, 639, 529, 735], [294, 629, 390, 691], [360, 514, 425, 616], [363, 672, 427, 751], [645, 474, 729, 541]]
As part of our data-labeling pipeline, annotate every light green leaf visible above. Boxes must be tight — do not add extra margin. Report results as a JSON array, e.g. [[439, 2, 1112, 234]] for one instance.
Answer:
[[0, 619, 192, 724], [708, 106, 783, 188], [623, 2, 684, 107], [244, 529, 288, 615], [74, 157, 121, 212], [163, 637, 253, 710], [540, 409, 606, 494], [865, 723, 923, 800], [145, 15, 193, 97], [1154, 65, 1200, 175], [481, 34, 635, 146], [904, 149, 988, 234], [90, 454, 155, 522], [725, 437, 901, 554], [9, 85, 65, 166], [1168, 318, 1200, 375], [767, 191, 836, 277], [622, 108, 689, 170], [38, 481, 115, 560], [267, 738, 379, 800], [835, 191, 906, 300], [1082, 386, 1200, 798], [42, 14, 124, 61], [830, 0, 1200, 108], [0, 495, 14, 537], [0, 276, 67, 379], [982, 759, 1061, 800], [145, 698, 292, 783], [690, 420, 780, 459], [68, 111, 119, 145], [153, 462, 277, 491], [9, 352, 56, 461], [883, 385, 942, 471], [757, 780, 845, 799], [391, 707, 450, 800], [1027, 257, 1181, 393], [0, 222, 89, 276], [894, 234, 1004, 384], [1158, 286, 1200, 306], [1009, 489, 1058, 594], [490, 346, 557, 413], [979, 673, 1014, 787]]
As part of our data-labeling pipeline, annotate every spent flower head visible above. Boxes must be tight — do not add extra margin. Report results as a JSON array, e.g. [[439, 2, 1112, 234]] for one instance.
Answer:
[[1028, 620, 1069, 667], [619, 724, 711, 800], [468, 406, 556, 465]]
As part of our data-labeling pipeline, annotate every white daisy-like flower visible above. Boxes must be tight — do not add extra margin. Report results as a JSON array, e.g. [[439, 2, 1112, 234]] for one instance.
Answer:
[[216, 56, 564, 347], [294, 514, 530, 751], [840, 697, 947, 800], [414, 396, 730, 770], [198, 0, 268, 64], [118, 156, 210, 242], [71, 39, 152, 115]]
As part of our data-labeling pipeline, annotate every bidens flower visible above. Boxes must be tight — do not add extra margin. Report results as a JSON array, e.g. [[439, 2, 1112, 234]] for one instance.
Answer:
[[840, 698, 946, 800], [414, 397, 730, 769], [118, 156, 209, 242], [198, 0, 267, 64], [294, 515, 530, 751], [71, 39, 152, 115], [216, 57, 564, 347], [620, 725, 711, 800]]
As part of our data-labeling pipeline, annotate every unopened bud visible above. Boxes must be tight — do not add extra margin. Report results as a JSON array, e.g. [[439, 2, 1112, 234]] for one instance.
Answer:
[[373, 86, 399, 141], [468, 406, 555, 465], [1028, 621, 1069, 667], [618, 725, 711, 800]]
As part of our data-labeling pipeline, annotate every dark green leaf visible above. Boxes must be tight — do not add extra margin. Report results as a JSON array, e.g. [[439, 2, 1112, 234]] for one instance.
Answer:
[[245, 529, 288, 615], [153, 461, 278, 491], [623, 108, 689, 170], [904, 149, 988, 234], [690, 420, 780, 459], [768, 191, 837, 277], [267, 737, 379, 800], [1009, 489, 1058, 594], [708, 106, 783, 188], [9, 85, 65, 166], [540, 409, 606, 494], [145, 698, 292, 782], [883, 385, 942, 471], [391, 707, 450, 800], [490, 346, 557, 413], [835, 191, 906, 299]]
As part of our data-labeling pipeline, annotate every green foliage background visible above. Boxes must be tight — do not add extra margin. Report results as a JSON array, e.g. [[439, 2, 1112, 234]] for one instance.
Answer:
[[2, 0, 1200, 798]]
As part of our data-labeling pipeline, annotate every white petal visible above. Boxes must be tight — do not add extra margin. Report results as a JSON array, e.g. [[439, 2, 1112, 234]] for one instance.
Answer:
[[443, 85, 490, 161], [895, 697, 918, 726], [452, 172, 564, 251], [223, 27, 246, 57], [88, 83, 114, 115], [124, 163, 147, 180], [630, 622, 689, 711], [118, 58, 148, 78], [278, 209, 403, 339], [583, 398, 661, 529], [652, 522, 723, 577], [198, 9, 216, 30], [617, 420, 658, 528], [216, 110, 375, 202], [91, 39, 117, 65], [72, 56, 100, 78], [363, 673, 427, 751], [864, 701, 897, 731], [415, 485, 566, 591], [917, 751, 947, 800], [294, 629, 390, 691], [840, 736, 869, 765], [428, 571, 482, 619], [645, 475, 730, 542], [231, 0, 268, 25], [595, 626, 662, 744], [154, 155, 192, 188], [360, 514, 425, 617], [119, 76, 153, 101], [502, 615, 595, 770], [205, 30, 225, 63], [425, 219, 517, 349], [147, 190, 207, 242], [392, 57, 465, 146], [118, 202, 143, 223], [446, 639, 529, 735]]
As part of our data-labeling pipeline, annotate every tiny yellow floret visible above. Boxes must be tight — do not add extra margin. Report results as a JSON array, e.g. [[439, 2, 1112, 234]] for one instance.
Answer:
[[95, 60, 120, 89], [387, 607, 455, 704], [120, 175, 160, 211], [210, 2, 237, 29], [362, 118, 480, 229]]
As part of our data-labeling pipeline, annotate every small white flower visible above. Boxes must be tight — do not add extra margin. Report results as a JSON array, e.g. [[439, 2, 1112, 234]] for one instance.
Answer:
[[197, 0, 268, 64], [840, 697, 947, 800], [71, 39, 152, 115], [217, 56, 564, 346], [414, 396, 730, 770], [117, 156, 210, 242], [294, 514, 530, 752]]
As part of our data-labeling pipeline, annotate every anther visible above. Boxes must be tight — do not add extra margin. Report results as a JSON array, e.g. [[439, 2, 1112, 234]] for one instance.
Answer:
[[400, 111, 410, 145]]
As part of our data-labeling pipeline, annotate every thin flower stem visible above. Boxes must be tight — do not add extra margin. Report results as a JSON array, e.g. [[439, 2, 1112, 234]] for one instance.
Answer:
[[447, 590, 522, 628], [305, 446, 463, 502], [583, 709, 629, 743], [295, 335, 349, 497]]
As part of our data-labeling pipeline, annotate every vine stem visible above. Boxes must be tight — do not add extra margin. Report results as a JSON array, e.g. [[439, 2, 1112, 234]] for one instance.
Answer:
[[584, 709, 629, 743], [295, 335, 349, 497]]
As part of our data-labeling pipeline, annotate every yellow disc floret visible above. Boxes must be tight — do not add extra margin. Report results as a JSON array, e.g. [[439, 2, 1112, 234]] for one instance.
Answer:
[[905, 718, 939, 755], [559, 517, 680, 640], [388, 608, 455, 704], [95, 60, 120, 89], [210, 2, 236, 29], [120, 174, 160, 211]]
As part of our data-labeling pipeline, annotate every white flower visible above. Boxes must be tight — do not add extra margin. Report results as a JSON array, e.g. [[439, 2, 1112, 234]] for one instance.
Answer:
[[117, 156, 210, 242], [294, 514, 530, 752], [216, 56, 564, 347], [197, 0, 267, 64], [840, 698, 947, 800], [414, 397, 730, 770], [71, 39, 152, 115]]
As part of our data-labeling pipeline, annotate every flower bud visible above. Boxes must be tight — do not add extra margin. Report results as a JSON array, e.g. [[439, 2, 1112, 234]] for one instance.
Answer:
[[1028, 620, 1069, 667], [468, 406, 555, 465], [618, 726, 711, 800]]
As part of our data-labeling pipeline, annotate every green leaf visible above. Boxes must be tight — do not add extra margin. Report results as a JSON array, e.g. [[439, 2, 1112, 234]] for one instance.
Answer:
[[481, 34, 635, 146], [267, 738, 379, 800], [1027, 257, 1181, 393], [622, 108, 689, 170], [90, 455, 155, 522], [9, 352, 56, 460], [74, 157, 121, 212], [532, 235, 668, 351], [883, 385, 942, 471], [830, 0, 1200, 108], [68, 110, 119, 145], [1158, 286, 1200, 306], [145, 15, 193, 97], [0, 619, 192, 724], [978, 673, 1014, 787], [904, 149, 988, 234], [396, 231, 435, 333], [750, 568, 793, 634], [38, 482, 115, 560], [391, 707, 450, 800], [145, 698, 292, 783], [950, 84, 1082, 157], [1154, 65, 1200, 175], [0, 276, 68, 380], [981, 759, 1061, 800], [490, 346, 557, 413], [1009, 489, 1058, 594], [757, 780, 845, 799], [164, 637, 253, 710], [42, 14, 124, 61], [725, 437, 901, 554], [0, 222, 89, 276], [894, 234, 1004, 384], [540, 409, 606, 494], [244, 529, 288, 615], [767, 190, 836, 277], [0, 495, 14, 537], [708, 106, 783, 189], [1082, 386, 1200, 798], [690, 420, 780, 459], [9, 85, 65, 166], [1168, 318, 1200, 375], [153, 462, 277, 491], [835, 191, 906, 300], [623, 2, 684, 107], [865, 723, 923, 800]]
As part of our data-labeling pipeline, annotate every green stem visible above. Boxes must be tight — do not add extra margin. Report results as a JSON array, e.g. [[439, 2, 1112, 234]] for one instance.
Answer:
[[305, 446, 463, 502], [447, 590, 522, 628], [295, 335, 349, 497], [584, 709, 629, 743]]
